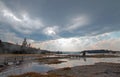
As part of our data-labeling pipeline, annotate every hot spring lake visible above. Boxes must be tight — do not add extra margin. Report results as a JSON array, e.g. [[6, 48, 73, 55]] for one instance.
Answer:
[[0, 57, 120, 77]]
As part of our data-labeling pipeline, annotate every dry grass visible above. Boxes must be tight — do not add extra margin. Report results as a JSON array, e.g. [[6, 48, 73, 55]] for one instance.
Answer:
[[46, 59, 65, 64], [8, 72, 73, 77], [37, 59, 66, 64], [62, 67, 71, 70], [0, 54, 47, 57]]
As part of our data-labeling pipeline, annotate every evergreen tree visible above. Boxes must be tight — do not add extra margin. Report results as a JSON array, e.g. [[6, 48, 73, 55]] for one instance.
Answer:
[[20, 38, 27, 54], [22, 38, 27, 47]]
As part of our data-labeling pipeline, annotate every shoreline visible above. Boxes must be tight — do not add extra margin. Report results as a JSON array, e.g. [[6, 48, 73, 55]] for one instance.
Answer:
[[0, 54, 119, 77], [8, 62, 120, 77], [48, 62, 120, 77], [0, 54, 119, 71]]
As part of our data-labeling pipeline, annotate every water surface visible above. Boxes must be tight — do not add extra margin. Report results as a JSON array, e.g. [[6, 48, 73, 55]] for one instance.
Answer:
[[0, 57, 120, 77]]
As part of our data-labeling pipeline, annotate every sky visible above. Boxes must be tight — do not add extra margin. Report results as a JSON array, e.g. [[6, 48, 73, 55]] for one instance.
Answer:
[[0, 0, 120, 51]]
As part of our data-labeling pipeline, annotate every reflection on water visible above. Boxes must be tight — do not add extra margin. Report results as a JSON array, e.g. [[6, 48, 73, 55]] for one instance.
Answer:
[[0, 57, 120, 77], [47, 57, 120, 68]]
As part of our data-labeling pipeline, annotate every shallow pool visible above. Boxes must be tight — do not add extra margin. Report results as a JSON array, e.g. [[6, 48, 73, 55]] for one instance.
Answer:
[[0, 57, 120, 77]]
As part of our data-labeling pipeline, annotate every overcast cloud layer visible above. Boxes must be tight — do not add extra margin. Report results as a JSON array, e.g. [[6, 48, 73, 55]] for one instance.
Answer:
[[0, 0, 120, 51]]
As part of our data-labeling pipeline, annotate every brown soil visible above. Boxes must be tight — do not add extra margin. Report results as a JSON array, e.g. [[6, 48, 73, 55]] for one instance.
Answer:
[[37, 59, 66, 64], [8, 72, 73, 77], [8, 62, 120, 77], [48, 62, 120, 77]]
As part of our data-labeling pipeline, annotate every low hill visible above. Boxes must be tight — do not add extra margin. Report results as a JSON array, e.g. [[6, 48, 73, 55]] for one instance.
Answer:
[[0, 41, 39, 54], [81, 50, 120, 54]]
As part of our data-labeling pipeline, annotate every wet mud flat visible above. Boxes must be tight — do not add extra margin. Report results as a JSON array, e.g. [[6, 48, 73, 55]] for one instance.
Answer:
[[8, 62, 120, 77], [0, 54, 120, 77], [48, 62, 120, 77]]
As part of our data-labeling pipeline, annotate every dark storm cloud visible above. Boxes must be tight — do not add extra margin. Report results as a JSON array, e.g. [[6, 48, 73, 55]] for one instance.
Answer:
[[0, 0, 120, 41]]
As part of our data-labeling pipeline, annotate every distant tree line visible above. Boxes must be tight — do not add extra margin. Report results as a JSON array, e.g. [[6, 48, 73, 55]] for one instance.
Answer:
[[0, 38, 60, 54], [0, 38, 39, 54]]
